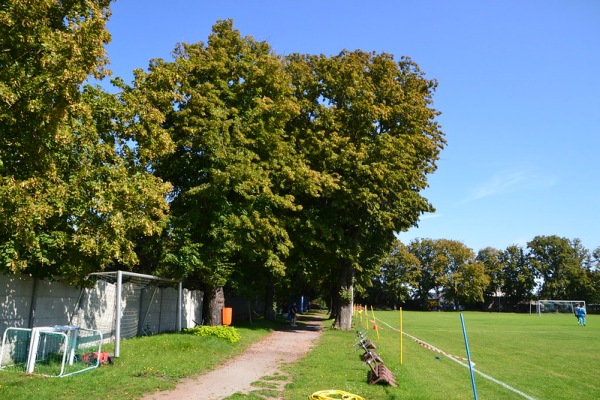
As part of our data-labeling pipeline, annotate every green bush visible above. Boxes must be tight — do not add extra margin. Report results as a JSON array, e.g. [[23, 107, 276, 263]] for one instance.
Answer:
[[183, 325, 241, 343]]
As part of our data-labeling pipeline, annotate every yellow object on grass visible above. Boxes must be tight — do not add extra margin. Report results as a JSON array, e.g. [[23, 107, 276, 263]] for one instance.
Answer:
[[308, 389, 366, 400]]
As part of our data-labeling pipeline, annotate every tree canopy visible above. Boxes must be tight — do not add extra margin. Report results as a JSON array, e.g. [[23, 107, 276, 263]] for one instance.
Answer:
[[123, 20, 445, 326], [7, 6, 599, 324], [361, 236, 599, 311], [284, 50, 445, 328], [141, 20, 321, 323], [0, 0, 171, 284]]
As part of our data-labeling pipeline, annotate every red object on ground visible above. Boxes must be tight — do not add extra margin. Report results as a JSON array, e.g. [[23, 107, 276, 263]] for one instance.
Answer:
[[82, 351, 113, 365]]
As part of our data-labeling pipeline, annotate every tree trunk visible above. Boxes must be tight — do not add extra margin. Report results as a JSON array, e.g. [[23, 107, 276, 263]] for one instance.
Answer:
[[332, 262, 354, 330], [205, 286, 225, 326], [263, 276, 276, 321]]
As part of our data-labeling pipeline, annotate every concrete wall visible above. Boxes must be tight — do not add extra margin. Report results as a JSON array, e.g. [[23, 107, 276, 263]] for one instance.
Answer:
[[0, 272, 203, 338]]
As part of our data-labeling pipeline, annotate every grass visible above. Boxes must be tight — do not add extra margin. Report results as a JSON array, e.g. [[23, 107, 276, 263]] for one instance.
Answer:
[[281, 311, 600, 400], [1, 311, 598, 399], [0, 318, 280, 400]]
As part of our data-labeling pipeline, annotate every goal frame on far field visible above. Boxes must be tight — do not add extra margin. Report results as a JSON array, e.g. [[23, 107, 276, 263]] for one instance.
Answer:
[[535, 299, 585, 316]]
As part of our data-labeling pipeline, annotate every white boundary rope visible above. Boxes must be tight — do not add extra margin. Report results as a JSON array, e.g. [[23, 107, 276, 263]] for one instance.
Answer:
[[376, 318, 538, 400]]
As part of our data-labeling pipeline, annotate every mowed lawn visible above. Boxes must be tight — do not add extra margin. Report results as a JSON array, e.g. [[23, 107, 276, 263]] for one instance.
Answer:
[[0, 311, 597, 400], [282, 310, 599, 400], [393, 311, 599, 400]]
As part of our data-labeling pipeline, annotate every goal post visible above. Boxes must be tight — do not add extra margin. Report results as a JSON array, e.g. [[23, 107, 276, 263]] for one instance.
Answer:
[[0, 325, 104, 377], [69, 271, 183, 358], [535, 300, 585, 316]]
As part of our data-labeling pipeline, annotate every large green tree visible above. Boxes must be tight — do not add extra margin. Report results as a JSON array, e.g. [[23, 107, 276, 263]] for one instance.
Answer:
[[0, 0, 172, 283], [151, 20, 318, 324], [528, 236, 594, 301], [286, 51, 445, 329]]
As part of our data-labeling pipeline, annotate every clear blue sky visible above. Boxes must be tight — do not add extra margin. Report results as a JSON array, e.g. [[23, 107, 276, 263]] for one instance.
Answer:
[[104, 0, 600, 253]]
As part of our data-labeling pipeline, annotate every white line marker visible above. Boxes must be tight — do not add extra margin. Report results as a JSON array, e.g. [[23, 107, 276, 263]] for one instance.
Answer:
[[377, 318, 538, 400]]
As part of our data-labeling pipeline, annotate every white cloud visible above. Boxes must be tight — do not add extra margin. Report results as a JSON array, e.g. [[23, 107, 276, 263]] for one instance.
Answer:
[[467, 169, 557, 201], [420, 213, 441, 220]]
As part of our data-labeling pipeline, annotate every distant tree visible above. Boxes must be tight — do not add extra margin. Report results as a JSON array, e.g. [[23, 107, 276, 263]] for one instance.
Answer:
[[408, 239, 488, 309], [0, 0, 171, 284], [477, 247, 504, 310], [563, 239, 595, 301], [593, 247, 600, 269], [435, 239, 488, 308], [499, 245, 535, 305], [450, 261, 490, 307], [286, 51, 445, 329], [368, 240, 421, 308], [590, 247, 600, 303], [527, 235, 590, 300], [408, 238, 449, 308]]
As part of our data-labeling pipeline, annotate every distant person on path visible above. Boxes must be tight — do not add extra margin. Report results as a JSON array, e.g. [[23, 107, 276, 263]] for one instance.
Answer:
[[576, 303, 587, 326], [289, 302, 297, 326]]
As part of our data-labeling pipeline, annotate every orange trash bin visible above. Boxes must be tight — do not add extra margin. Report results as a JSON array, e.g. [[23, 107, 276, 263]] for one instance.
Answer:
[[222, 307, 233, 326]]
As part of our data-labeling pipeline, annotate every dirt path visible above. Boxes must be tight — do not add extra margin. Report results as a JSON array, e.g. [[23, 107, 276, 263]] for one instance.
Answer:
[[142, 314, 325, 400]]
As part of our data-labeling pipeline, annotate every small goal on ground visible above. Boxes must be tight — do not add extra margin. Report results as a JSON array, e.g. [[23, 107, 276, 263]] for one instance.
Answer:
[[0, 325, 103, 377]]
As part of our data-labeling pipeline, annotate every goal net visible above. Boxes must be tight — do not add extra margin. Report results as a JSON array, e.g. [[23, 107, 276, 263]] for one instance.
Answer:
[[536, 300, 585, 315], [69, 271, 182, 357], [0, 325, 103, 377]]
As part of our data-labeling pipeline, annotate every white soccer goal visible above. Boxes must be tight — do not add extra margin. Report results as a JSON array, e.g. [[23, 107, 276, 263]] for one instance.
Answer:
[[69, 271, 182, 357], [535, 300, 585, 315], [0, 325, 103, 377]]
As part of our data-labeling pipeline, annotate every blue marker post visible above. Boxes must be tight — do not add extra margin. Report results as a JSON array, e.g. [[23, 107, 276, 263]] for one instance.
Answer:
[[460, 313, 478, 400]]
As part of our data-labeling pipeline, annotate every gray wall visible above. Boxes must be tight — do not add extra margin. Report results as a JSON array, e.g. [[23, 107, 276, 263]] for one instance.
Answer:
[[0, 272, 203, 339]]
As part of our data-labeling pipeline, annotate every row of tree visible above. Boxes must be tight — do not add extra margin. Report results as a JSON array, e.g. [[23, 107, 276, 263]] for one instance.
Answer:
[[1, 3, 444, 328], [363, 236, 600, 310]]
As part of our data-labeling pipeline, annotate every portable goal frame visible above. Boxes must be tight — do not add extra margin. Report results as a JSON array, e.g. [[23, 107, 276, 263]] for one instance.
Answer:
[[70, 271, 183, 358]]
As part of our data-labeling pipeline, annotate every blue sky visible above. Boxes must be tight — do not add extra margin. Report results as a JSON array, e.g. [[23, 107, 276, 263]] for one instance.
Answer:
[[104, 0, 599, 253]]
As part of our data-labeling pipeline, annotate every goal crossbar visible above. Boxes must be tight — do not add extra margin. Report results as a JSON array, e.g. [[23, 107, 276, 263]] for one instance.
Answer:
[[536, 299, 585, 315]]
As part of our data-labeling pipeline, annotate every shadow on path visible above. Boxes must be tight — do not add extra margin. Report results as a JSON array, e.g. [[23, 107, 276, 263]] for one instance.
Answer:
[[281, 312, 329, 332]]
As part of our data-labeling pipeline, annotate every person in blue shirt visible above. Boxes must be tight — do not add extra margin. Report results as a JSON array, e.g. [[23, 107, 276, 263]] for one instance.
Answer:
[[577, 303, 587, 326]]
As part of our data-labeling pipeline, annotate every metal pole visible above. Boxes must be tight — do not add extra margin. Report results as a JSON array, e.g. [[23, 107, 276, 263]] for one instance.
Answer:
[[177, 282, 183, 332], [115, 270, 122, 358], [460, 313, 478, 400]]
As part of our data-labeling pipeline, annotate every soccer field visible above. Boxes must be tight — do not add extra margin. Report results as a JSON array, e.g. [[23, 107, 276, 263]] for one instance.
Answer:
[[369, 310, 599, 400]]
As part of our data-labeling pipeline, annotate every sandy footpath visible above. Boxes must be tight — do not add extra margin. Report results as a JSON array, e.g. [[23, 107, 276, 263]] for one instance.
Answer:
[[142, 314, 324, 400]]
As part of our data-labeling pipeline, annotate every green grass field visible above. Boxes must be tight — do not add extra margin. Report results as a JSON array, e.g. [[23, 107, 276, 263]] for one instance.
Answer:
[[0, 311, 597, 399], [281, 311, 599, 400], [0, 319, 279, 400]]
